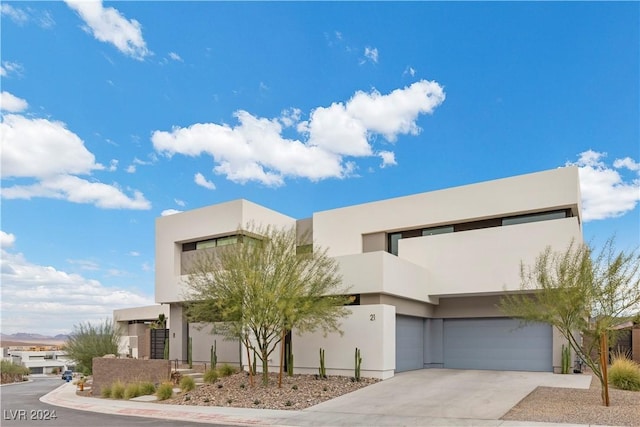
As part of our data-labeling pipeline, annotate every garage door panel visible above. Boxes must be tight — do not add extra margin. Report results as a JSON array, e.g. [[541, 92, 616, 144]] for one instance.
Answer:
[[443, 318, 552, 372], [396, 315, 424, 372]]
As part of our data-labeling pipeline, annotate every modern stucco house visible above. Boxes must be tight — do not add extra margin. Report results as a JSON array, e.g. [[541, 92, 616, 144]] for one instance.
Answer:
[[150, 166, 583, 379]]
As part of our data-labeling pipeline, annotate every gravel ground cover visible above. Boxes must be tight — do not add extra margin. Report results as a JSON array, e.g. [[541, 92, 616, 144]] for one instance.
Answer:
[[502, 374, 640, 426], [162, 372, 379, 410]]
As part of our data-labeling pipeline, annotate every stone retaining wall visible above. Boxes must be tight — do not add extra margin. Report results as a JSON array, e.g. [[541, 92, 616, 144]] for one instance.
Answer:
[[92, 357, 170, 396]]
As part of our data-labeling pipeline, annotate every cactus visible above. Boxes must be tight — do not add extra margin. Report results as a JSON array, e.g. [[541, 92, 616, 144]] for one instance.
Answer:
[[163, 338, 169, 360], [188, 337, 193, 369], [561, 344, 571, 374], [210, 340, 218, 370], [354, 347, 362, 382], [319, 348, 326, 378]]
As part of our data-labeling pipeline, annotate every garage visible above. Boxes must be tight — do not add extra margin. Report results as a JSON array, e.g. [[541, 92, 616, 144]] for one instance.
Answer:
[[396, 315, 424, 372], [443, 318, 552, 372]]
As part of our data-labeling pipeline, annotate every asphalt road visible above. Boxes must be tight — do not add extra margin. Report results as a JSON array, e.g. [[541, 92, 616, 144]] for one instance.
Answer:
[[0, 377, 231, 427]]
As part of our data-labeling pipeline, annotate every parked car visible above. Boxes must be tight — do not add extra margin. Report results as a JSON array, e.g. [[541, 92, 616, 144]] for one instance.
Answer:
[[61, 370, 73, 381]]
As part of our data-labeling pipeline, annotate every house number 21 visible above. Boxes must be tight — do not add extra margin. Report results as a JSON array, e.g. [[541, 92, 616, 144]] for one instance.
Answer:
[[370, 314, 376, 321]]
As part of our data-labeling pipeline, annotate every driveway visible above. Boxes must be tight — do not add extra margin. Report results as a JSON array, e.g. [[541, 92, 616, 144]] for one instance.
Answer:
[[300, 369, 591, 421]]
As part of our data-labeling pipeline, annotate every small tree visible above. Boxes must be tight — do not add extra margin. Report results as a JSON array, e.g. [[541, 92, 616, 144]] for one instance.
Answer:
[[500, 238, 640, 406], [185, 224, 351, 386], [63, 319, 120, 374]]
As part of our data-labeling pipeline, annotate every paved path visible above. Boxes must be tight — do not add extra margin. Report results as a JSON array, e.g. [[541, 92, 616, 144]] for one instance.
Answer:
[[40, 370, 618, 427]]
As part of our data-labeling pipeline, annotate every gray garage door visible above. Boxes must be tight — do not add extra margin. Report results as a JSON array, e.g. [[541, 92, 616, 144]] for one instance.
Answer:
[[443, 318, 552, 372], [396, 315, 424, 372]]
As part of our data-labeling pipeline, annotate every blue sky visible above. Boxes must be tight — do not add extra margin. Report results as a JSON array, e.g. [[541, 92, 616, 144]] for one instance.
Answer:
[[1, 1, 638, 336]]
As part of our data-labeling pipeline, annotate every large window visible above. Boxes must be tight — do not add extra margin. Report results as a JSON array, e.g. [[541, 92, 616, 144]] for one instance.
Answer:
[[183, 234, 250, 252], [386, 209, 571, 256]]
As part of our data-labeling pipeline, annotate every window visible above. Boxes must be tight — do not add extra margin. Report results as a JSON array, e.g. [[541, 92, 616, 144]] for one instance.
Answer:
[[422, 225, 454, 236], [502, 210, 567, 226], [388, 232, 402, 256], [195, 239, 217, 250]]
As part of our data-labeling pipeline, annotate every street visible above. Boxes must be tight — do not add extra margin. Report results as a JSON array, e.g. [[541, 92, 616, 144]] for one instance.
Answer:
[[0, 377, 232, 427]]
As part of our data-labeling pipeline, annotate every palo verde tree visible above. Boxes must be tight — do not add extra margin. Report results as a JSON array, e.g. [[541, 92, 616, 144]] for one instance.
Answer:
[[184, 224, 351, 386], [63, 319, 120, 374], [500, 237, 640, 405]]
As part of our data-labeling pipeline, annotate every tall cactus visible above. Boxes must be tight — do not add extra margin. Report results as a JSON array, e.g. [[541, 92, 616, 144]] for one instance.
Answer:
[[287, 350, 294, 376], [354, 347, 362, 382], [319, 348, 326, 378], [210, 340, 217, 370], [163, 338, 169, 360], [188, 337, 193, 369]]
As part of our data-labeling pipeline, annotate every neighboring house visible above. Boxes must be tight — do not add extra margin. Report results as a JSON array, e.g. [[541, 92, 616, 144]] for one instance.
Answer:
[[148, 166, 582, 379], [3, 349, 73, 374], [113, 305, 170, 359]]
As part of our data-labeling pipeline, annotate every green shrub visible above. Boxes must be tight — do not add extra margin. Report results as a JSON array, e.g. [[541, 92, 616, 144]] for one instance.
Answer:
[[203, 368, 218, 384], [139, 382, 156, 395], [156, 382, 174, 400], [219, 364, 236, 377], [1, 360, 29, 376], [124, 382, 142, 400], [180, 376, 196, 392], [111, 380, 125, 399], [101, 384, 112, 398], [609, 357, 640, 391]]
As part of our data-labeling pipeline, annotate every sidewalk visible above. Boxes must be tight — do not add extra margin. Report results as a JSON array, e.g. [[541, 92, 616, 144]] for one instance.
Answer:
[[40, 380, 613, 427]]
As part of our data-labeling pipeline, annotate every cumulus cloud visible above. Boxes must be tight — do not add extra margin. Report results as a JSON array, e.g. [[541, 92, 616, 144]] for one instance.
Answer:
[[152, 80, 445, 186], [1, 231, 16, 249], [0, 91, 28, 112], [0, 236, 154, 335], [194, 172, 216, 190], [1, 111, 151, 210], [65, 0, 150, 60], [363, 46, 379, 64], [161, 209, 182, 216], [378, 151, 397, 168], [566, 150, 640, 221]]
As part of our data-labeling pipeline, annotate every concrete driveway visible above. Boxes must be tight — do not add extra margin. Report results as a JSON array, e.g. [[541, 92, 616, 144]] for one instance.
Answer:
[[300, 369, 591, 423]]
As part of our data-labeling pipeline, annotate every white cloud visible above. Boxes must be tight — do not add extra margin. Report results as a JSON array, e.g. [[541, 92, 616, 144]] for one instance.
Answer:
[[1, 4, 55, 29], [126, 165, 136, 173], [194, 172, 216, 190], [378, 151, 397, 168], [1, 61, 24, 77], [107, 159, 118, 171], [65, 0, 150, 60], [614, 157, 640, 172], [363, 46, 379, 64], [0, 91, 28, 112], [1, 4, 28, 25], [152, 80, 445, 186], [161, 209, 182, 216], [1, 112, 151, 210], [0, 239, 154, 335], [129, 251, 140, 257], [566, 150, 640, 221], [168, 52, 183, 62], [174, 199, 186, 207], [1, 231, 16, 249], [404, 66, 416, 77]]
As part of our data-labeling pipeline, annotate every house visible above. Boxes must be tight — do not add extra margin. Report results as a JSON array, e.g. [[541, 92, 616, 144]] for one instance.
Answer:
[[2, 348, 73, 374], [152, 166, 582, 379], [113, 305, 170, 359]]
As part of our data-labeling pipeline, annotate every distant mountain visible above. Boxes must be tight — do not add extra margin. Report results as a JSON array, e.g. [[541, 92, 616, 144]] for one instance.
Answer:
[[0, 333, 69, 344]]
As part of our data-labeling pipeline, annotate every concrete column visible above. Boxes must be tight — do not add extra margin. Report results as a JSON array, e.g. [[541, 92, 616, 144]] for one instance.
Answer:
[[169, 304, 188, 362]]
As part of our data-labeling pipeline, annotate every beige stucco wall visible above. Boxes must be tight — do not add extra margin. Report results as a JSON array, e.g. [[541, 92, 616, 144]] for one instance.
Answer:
[[313, 167, 581, 258], [286, 305, 396, 379], [155, 199, 296, 303], [400, 217, 581, 296], [188, 322, 240, 366]]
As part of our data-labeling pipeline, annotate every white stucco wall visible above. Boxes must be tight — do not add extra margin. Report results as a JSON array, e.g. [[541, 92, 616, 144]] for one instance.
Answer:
[[313, 167, 581, 257]]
